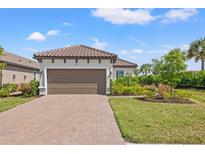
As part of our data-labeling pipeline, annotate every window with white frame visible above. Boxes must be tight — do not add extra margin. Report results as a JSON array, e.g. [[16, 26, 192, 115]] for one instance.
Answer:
[[116, 70, 124, 78]]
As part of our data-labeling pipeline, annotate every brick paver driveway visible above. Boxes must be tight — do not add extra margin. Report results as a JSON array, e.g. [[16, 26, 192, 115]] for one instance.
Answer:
[[0, 95, 124, 144]]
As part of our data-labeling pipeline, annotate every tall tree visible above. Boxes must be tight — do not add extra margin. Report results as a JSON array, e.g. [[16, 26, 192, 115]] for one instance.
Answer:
[[139, 63, 152, 75], [187, 37, 205, 70], [160, 48, 187, 99], [0, 46, 6, 87]]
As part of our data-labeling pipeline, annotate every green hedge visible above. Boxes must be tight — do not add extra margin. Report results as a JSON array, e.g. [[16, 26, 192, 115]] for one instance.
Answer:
[[138, 71, 205, 88], [177, 71, 205, 88], [111, 71, 205, 90], [138, 75, 160, 85]]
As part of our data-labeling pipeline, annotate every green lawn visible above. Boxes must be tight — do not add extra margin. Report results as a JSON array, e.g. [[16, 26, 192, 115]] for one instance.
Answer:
[[0, 96, 36, 113], [109, 89, 205, 144]]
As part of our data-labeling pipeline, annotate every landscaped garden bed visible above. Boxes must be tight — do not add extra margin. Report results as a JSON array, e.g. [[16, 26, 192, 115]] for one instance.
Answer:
[[135, 96, 194, 104]]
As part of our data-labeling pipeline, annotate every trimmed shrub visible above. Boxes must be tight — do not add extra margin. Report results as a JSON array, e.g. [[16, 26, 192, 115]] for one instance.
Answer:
[[0, 83, 16, 97], [142, 89, 155, 98], [110, 78, 155, 97], [175, 90, 192, 98], [114, 76, 139, 86], [30, 80, 39, 96], [20, 80, 39, 97]]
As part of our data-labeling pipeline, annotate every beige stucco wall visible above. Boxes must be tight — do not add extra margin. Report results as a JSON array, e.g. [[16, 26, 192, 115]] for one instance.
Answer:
[[1, 64, 39, 85], [113, 67, 135, 80], [39, 58, 114, 95]]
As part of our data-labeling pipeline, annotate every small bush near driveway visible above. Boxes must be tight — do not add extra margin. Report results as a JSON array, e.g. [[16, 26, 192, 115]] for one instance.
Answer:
[[0, 83, 16, 97]]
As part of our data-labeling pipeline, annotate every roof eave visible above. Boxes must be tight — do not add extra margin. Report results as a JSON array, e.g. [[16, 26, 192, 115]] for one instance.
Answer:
[[0, 60, 40, 70], [113, 65, 138, 68], [33, 55, 117, 59]]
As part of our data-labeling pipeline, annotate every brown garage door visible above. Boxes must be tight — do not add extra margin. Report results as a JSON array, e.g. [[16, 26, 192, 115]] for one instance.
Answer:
[[47, 69, 106, 95]]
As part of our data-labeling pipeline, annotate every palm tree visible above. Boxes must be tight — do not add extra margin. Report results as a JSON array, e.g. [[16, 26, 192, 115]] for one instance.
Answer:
[[187, 38, 205, 70], [140, 63, 152, 75]]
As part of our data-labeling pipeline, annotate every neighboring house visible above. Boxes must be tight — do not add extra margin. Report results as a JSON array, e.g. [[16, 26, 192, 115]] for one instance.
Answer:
[[33, 45, 137, 95], [0, 51, 40, 87]]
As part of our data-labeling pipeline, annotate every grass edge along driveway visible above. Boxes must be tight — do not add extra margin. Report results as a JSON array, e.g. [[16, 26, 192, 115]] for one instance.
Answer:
[[109, 89, 205, 144], [0, 96, 36, 113]]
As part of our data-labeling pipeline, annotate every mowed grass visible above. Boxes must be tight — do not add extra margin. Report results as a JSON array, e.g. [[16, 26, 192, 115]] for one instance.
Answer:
[[0, 97, 36, 112], [109, 89, 205, 144]]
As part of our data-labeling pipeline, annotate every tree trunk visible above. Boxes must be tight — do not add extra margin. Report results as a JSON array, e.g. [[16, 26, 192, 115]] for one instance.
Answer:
[[201, 59, 205, 71], [171, 86, 174, 100]]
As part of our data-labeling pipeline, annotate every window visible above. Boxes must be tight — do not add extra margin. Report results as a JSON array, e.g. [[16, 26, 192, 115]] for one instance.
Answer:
[[38, 59, 42, 63], [52, 58, 54, 63], [116, 70, 124, 78], [13, 74, 16, 82], [24, 75, 27, 82], [110, 59, 113, 64], [33, 71, 37, 80], [87, 59, 89, 63], [99, 59, 101, 63], [64, 59, 66, 63], [76, 59, 78, 64]]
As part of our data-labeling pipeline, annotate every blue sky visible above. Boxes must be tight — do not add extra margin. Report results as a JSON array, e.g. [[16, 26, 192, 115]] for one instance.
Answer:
[[0, 8, 205, 70]]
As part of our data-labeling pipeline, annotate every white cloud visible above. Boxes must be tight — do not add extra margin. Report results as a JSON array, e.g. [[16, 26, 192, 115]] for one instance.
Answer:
[[128, 56, 137, 60], [130, 36, 146, 46], [119, 49, 144, 56], [160, 43, 190, 51], [23, 47, 37, 52], [180, 44, 190, 50], [161, 9, 198, 23], [91, 38, 107, 50], [132, 49, 144, 53], [91, 8, 156, 25], [159, 44, 173, 49], [46, 29, 60, 36], [63, 22, 72, 26], [119, 50, 129, 55], [119, 49, 143, 55], [27, 32, 46, 42]]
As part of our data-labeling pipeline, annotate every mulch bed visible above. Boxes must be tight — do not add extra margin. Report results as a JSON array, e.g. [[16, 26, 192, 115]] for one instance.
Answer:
[[134, 97, 195, 104]]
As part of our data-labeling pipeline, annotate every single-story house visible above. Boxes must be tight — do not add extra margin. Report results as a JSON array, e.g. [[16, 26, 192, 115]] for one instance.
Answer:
[[33, 45, 137, 95], [0, 51, 40, 87]]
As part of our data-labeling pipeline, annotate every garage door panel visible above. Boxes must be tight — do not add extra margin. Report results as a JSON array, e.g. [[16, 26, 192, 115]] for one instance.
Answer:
[[47, 69, 106, 95], [48, 83, 97, 94]]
